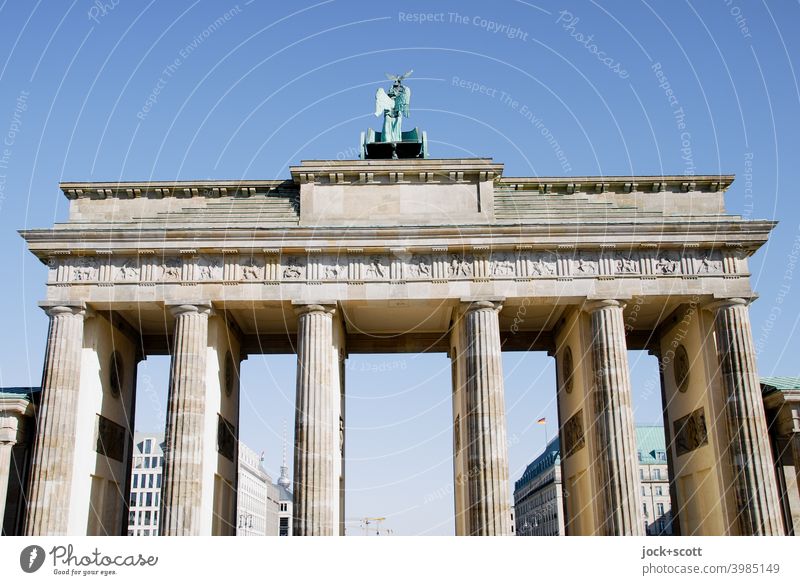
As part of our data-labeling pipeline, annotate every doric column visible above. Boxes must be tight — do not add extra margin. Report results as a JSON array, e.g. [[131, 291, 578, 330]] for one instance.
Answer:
[[293, 303, 337, 536], [789, 403, 800, 507], [462, 300, 511, 536], [25, 304, 86, 535], [711, 298, 783, 535], [0, 394, 32, 533], [0, 442, 10, 531], [159, 302, 211, 536], [586, 299, 643, 536]]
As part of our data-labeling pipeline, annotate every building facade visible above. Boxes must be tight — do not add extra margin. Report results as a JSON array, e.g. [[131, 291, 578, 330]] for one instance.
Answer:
[[0, 388, 36, 536], [237, 441, 276, 536], [277, 461, 293, 536], [638, 426, 673, 536], [513, 438, 565, 536], [762, 377, 800, 535], [514, 426, 673, 536], [127, 434, 163, 536]]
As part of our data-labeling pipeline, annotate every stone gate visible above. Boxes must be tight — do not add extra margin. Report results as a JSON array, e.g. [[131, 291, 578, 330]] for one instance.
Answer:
[[19, 158, 784, 535]]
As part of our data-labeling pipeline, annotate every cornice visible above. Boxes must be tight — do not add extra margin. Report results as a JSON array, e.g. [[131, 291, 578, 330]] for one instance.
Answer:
[[19, 219, 776, 258], [57, 160, 735, 199]]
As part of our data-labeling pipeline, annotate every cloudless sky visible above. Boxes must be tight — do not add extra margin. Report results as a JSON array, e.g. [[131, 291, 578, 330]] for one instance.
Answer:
[[1, 0, 798, 535]]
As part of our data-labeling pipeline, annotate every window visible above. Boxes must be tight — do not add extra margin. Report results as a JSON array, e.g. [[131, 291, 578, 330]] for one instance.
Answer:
[[657, 503, 665, 516], [133, 475, 138, 489], [149, 474, 154, 489], [143, 529, 150, 536], [157, 474, 162, 488], [653, 469, 661, 480], [144, 511, 151, 526], [129, 511, 135, 525], [146, 492, 152, 507], [657, 450, 667, 461], [655, 486, 662, 496], [641, 486, 645, 495], [144, 439, 152, 455], [144, 457, 150, 469], [639, 469, 644, 480], [155, 493, 159, 506], [151, 456, 158, 468], [643, 503, 648, 517], [637, 450, 642, 462]]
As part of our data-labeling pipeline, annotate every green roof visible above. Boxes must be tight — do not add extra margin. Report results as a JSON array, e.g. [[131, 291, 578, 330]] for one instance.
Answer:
[[635, 425, 667, 465], [0, 386, 39, 400], [516, 425, 668, 490], [761, 377, 800, 393]]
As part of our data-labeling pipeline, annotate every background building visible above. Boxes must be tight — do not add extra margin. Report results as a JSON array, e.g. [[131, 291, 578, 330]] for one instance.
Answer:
[[514, 425, 672, 535], [276, 461, 293, 536], [637, 425, 673, 535], [513, 437, 564, 536], [237, 441, 278, 536], [127, 433, 164, 536], [0, 387, 37, 536], [762, 377, 800, 535], [126, 433, 281, 536]]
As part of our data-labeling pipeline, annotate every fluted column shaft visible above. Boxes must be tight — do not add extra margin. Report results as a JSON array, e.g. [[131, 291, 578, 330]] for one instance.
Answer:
[[0, 441, 12, 530], [588, 299, 643, 536], [25, 304, 86, 536], [792, 432, 800, 506], [712, 298, 783, 535], [463, 300, 510, 536], [159, 303, 210, 536], [293, 304, 336, 536]]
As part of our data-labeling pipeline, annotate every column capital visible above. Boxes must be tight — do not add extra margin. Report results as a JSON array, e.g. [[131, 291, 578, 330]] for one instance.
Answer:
[[167, 301, 212, 317], [292, 301, 337, 317], [703, 296, 751, 312], [583, 298, 626, 313], [38, 301, 86, 318], [460, 298, 504, 313]]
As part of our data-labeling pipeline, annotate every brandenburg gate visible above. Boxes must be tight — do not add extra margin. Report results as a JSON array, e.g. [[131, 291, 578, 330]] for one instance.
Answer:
[[17, 154, 784, 536]]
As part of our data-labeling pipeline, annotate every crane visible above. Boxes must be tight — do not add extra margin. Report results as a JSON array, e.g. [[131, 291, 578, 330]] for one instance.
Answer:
[[345, 516, 392, 536]]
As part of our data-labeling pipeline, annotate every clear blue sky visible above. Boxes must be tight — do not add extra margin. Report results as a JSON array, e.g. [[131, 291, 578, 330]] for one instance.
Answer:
[[1, 1, 798, 535]]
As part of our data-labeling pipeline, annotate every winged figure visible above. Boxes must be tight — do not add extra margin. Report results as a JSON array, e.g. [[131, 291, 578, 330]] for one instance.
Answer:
[[374, 70, 412, 142]]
